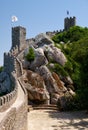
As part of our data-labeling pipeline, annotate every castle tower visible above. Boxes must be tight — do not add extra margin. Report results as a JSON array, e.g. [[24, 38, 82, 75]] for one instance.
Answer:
[[11, 26, 26, 51], [64, 16, 76, 31]]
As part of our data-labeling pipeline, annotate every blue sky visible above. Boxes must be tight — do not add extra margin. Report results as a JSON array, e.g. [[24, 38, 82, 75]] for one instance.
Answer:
[[0, 0, 88, 65]]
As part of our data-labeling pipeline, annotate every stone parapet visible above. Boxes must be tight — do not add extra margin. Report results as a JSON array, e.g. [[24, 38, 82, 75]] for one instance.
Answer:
[[4, 52, 16, 74], [0, 75, 28, 130], [10, 45, 19, 55], [0, 73, 18, 112]]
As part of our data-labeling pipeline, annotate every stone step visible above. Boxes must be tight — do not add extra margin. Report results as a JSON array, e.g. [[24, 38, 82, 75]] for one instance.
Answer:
[[33, 104, 59, 111], [33, 107, 58, 111], [28, 104, 59, 111], [40, 104, 57, 107], [28, 105, 33, 112]]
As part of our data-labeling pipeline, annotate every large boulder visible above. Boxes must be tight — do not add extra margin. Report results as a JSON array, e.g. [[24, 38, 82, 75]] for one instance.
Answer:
[[36, 65, 59, 93], [36, 66, 68, 104], [0, 72, 11, 95], [29, 48, 48, 71], [23, 46, 48, 70], [22, 70, 49, 104], [34, 33, 54, 48], [36, 66, 66, 92], [44, 44, 67, 66], [61, 76, 75, 90]]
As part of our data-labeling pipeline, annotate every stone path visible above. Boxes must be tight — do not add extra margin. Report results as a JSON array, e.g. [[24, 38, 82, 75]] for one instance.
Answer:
[[28, 110, 88, 130]]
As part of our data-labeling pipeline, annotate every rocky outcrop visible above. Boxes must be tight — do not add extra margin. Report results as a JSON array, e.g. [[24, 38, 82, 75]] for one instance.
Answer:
[[34, 33, 54, 48], [17, 32, 74, 107], [36, 66, 66, 91], [22, 67, 75, 107], [23, 34, 67, 69], [61, 76, 75, 90], [36, 66, 59, 93], [44, 44, 67, 66], [23, 70, 49, 104], [36, 66, 68, 104], [30, 48, 48, 71]]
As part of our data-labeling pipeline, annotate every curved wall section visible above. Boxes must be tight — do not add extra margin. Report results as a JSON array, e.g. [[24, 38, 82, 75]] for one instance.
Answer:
[[0, 74, 28, 130], [0, 73, 17, 112]]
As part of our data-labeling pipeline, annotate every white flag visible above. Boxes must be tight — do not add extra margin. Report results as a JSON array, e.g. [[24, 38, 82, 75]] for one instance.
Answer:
[[11, 16, 18, 22]]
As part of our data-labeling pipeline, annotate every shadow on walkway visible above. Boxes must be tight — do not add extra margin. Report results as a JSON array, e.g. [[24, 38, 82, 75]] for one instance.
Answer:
[[45, 110, 88, 129]]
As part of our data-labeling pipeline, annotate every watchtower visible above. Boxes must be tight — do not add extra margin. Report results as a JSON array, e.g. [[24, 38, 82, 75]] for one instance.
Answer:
[[64, 16, 76, 31], [11, 26, 26, 51]]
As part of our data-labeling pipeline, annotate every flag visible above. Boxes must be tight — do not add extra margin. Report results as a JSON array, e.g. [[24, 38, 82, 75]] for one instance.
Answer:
[[11, 16, 18, 22], [67, 11, 69, 15]]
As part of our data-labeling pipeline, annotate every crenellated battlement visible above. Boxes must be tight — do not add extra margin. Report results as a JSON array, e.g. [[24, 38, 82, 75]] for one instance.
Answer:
[[4, 52, 16, 74], [64, 16, 76, 31], [46, 29, 64, 38], [10, 45, 19, 55], [0, 72, 17, 112]]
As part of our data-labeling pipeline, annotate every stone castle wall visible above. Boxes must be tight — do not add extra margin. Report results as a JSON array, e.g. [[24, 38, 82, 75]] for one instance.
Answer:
[[4, 52, 16, 74], [64, 16, 76, 31], [4, 47, 23, 76], [0, 77, 28, 130], [1, 43, 28, 130]]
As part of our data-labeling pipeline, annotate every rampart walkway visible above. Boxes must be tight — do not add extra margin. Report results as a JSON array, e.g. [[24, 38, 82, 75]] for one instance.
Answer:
[[28, 110, 88, 130], [0, 79, 27, 130]]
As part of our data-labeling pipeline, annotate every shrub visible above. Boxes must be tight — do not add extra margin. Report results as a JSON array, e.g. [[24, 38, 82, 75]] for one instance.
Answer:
[[25, 48, 35, 62]]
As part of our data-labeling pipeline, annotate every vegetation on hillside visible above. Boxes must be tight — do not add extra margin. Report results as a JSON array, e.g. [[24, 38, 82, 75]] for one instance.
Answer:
[[52, 26, 88, 43], [52, 26, 88, 110]]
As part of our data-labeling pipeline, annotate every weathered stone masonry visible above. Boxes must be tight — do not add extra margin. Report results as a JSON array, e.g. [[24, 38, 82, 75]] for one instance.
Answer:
[[64, 16, 76, 31], [12, 26, 26, 51], [0, 26, 28, 130], [0, 71, 28, 130]]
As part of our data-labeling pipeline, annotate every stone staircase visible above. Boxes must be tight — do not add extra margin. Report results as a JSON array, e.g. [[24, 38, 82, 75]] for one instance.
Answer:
[[28, 104, 59, 112]]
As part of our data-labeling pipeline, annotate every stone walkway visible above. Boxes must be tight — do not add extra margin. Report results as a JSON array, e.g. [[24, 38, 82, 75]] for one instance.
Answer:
[[28, 110, 88, 130]]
